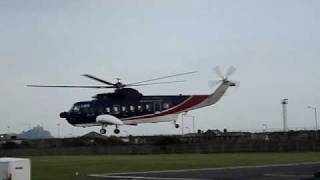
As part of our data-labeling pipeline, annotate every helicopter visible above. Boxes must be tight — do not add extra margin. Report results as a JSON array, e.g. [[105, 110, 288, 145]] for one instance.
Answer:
[[27, 67, 238, 134]]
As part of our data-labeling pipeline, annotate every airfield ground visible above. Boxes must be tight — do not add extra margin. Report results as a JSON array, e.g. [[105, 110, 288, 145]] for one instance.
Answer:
[[29, 152, 320, 180]]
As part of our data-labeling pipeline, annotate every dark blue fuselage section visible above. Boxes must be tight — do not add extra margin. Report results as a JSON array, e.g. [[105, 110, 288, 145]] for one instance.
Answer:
[[64, 90, 190, 125]]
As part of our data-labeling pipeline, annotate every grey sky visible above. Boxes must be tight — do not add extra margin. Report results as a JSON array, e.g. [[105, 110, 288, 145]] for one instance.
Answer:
[[1, 0, 320, 137]]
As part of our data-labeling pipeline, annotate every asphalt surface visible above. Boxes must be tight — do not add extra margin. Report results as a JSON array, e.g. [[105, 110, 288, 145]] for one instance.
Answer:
[[90, 162, 320, 180]]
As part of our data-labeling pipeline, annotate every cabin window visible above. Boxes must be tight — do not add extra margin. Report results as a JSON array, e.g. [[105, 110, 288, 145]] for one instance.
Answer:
[[137, 105, 143, 112], [122, 106, 127, 112], [163, 103, 170, 109], [130, 105, 135, 112], [113, 106, 120, 114], [105, 107, 111, 113], [146, 104, 152, 111]]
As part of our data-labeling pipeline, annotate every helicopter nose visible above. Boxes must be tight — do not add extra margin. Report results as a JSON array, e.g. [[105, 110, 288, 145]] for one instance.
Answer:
[[60, 112, 69, 118]]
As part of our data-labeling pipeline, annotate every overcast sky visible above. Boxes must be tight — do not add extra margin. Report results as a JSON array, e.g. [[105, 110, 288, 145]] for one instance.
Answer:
[[1, 0, 320, 137]]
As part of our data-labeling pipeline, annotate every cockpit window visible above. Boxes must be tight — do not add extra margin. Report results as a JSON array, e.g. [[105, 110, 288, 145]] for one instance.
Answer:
[[71, 105, 80, 112]]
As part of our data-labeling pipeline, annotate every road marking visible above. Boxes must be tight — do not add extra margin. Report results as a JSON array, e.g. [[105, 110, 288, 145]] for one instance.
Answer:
[[89, 174, 207, 180], [264, 173, 311, 178], [95, 161, 320, 176]]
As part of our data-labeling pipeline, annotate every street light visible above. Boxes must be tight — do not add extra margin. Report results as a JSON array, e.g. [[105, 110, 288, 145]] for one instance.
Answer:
[[281, 98, 289, 132], [308, 106, 318, 138]]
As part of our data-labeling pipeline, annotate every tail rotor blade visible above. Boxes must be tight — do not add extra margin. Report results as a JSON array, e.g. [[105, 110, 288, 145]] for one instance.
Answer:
[[214, 66, 224, 79], [225, 66, 236, 79]]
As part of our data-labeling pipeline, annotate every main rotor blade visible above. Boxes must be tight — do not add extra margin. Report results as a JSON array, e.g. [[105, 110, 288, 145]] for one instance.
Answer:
[[27, 85, 114, 89], [128, 80, 186, 87], [214, 66, 224, 79], [127, 71, 197, 85], [225, 66, 236, 79], [82, 74, 115, 86]]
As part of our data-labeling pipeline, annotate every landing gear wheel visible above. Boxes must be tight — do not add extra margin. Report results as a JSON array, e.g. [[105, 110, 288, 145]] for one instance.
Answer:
[[100, 129, 107, 134], [114, 129, 120, 134], [175, 124, 180, 128]]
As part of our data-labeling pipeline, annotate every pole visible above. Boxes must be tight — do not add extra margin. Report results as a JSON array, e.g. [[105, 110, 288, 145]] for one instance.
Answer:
[[308, 106, 318, 139], [192, 116, 195, 133], [315, 108, 318, 131], [282, 99, 288, 132], [315, 108, 318, 139], [181, 115, 184, 135], [57, 123, 61, 138]]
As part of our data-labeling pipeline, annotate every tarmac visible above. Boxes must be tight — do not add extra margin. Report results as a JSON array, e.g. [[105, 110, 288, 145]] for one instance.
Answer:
[[89, 162, 320, 180]]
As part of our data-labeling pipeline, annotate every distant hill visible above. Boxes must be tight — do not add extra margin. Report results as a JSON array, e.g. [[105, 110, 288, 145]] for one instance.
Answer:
[[20, 126, 53, 139]]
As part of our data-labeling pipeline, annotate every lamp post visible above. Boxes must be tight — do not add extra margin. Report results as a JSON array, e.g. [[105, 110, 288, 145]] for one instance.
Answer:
[[190, 115, 196, 134], [281, 98, 288, 132], [308, 106, 318, 139]]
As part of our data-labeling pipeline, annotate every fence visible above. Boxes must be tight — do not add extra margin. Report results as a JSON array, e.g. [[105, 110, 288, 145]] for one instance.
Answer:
[[1, 140, 320, 156]]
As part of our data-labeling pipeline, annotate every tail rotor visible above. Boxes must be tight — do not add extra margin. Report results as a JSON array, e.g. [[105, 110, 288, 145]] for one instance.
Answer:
[[209, 66, 239, 88]]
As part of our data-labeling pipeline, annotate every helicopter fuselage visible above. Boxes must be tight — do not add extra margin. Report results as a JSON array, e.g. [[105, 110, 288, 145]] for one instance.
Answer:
[[60, 81, 233, 129], [63, 94, 206, 126]]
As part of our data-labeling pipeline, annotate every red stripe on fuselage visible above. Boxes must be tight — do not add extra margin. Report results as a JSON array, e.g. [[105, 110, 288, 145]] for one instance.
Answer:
[[125, 95, 208, 120]]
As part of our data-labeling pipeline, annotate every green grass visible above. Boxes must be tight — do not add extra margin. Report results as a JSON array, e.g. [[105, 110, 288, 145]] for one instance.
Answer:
[[28, 152, 320, 180]]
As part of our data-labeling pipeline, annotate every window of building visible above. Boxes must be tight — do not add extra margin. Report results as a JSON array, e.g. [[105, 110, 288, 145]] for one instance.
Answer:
[[138, 105, 143, 112], [105, 107, 111, 113]]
